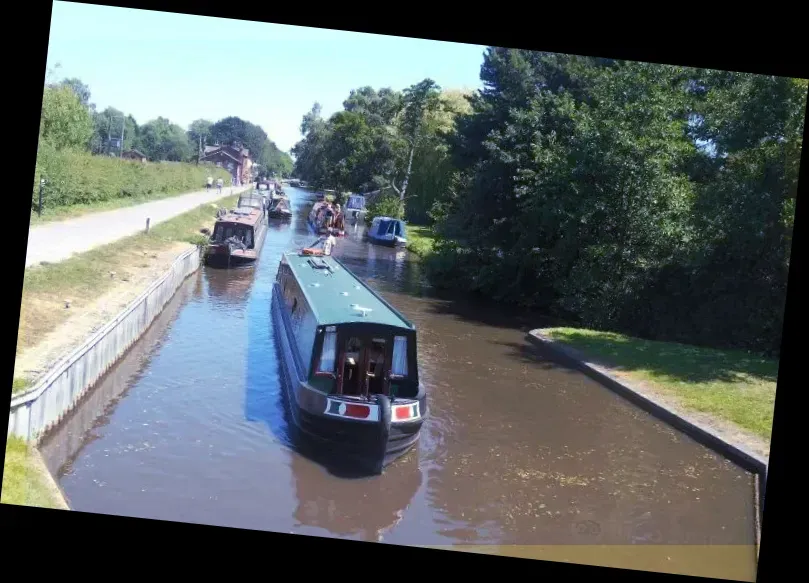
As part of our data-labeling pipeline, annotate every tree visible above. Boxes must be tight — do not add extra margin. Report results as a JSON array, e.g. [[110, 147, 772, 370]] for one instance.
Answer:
[[343, 87, 403, 127], [188, 119, 213, 153], [390, 79, 442, 202], [90, 107, 138, 155], [59, 77, 94, 111], [261, 140, 294, 177], [136, 117, 194, 162], [210, 116, 249, 148], [39, 85, 94, 151], [209, 116, 292, 175], [321, 110, 405, 193], [293, 103, 333, 188], [404, 89, 473, 224]]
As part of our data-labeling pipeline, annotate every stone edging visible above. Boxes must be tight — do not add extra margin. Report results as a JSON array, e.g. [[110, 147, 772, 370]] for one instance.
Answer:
[[525, 328, 767, 546], [9, 246, 201, 444]]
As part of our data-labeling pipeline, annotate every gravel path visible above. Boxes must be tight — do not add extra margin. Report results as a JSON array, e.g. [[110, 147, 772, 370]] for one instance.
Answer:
[[25, 186, 251, 267]]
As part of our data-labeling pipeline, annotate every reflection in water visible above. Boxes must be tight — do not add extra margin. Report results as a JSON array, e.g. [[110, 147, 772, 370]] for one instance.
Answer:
[[290, 447, 422, 542], [204, 266, 255, 305], [39, 273, 200, 479], [46, 187, 757, 578]]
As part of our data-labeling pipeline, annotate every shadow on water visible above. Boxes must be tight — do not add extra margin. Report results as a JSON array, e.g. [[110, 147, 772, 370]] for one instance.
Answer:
[[289, 444, 423, 541], [39, 270, 202, 478], [488, 339, 583, 373], [204, 264, 255, 303]]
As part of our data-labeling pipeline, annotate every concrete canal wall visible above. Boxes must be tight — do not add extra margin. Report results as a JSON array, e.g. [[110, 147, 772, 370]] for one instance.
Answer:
[[9, 246, 202, 444]]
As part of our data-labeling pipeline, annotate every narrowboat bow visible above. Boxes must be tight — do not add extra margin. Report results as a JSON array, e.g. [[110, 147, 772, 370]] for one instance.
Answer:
[[205, 207, 268, 268], [345, 194, 367, 223], [271, 252, 427, 474], [367, 216, 408, 248], [268, 196, 293, 220]]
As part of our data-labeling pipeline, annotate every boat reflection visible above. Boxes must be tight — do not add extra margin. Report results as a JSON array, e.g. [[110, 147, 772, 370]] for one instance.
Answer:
[[203, 264, 256, 305], [290, 441, 423, 542]]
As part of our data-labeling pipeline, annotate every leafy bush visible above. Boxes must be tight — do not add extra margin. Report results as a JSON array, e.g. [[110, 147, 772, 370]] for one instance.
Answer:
[[365, 192, 404, 224], [32, 142, 232, 209]]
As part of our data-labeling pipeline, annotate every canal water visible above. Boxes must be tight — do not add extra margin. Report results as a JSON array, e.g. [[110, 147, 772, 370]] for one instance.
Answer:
[[40, 187, 758, 564]]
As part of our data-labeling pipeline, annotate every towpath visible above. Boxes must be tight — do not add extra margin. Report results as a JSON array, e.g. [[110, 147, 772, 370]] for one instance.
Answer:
[[25, 186, 251, 267]]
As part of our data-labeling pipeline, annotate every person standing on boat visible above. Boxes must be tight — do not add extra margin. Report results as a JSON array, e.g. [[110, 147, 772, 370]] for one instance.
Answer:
[[206, 175, 213, 191], [323, 230, 337, 256], [334, 204, 344, 232]]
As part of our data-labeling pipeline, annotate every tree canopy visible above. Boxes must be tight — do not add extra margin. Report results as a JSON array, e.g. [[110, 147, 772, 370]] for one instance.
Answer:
[[291, 50, 805, 357], [39, 74, 292, 174]]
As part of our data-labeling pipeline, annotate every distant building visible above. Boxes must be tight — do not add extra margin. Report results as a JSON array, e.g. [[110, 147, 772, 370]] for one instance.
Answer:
[[200, 143, 253, 185], [121, 149, 148, 163]]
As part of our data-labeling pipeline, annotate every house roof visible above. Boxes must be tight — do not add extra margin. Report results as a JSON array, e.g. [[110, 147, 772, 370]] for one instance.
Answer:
[[283, 251, 414, 329], [204, 144, 251, 159], [202, 149, 241, 164]]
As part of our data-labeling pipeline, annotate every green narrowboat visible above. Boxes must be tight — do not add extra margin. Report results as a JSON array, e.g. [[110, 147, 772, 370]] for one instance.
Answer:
[[271, 251, 427, 474]]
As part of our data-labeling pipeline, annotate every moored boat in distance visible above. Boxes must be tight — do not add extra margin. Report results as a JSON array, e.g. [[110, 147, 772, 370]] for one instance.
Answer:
[[345, 194, 367, 223], [205, 206, 268, 268], [238, 191, 268, 213], [308, 201, 346, 236], [271, 252, 427, 474], [270, 189, 289, 204], [268, 196, 292, 220], [367, 216, 408, 248]]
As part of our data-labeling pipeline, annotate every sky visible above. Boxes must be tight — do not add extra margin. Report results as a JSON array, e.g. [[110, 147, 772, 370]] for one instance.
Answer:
[[45, 2, 487, 154]]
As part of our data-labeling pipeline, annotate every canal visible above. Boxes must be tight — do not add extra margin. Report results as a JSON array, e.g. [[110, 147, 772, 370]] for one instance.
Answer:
[[39, 187, 758, 570]]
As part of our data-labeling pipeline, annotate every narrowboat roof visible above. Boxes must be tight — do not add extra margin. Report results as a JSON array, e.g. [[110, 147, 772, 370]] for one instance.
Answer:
[[372, 216, 405, 224], [239, 193, 265, 205], [217, 208, 263, 226], [282, 251, 414, 330]]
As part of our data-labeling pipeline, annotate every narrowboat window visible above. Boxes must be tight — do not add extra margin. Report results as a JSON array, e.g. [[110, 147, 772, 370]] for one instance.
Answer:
[[392, 336, 408, 377], [245, 229, 253, 247], [225, 227, 234, 239], [318, 330, 338, 373], [394, 221, 403, 237]]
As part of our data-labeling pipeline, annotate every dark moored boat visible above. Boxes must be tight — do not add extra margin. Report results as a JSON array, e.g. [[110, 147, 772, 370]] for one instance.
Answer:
[[268, 196, 292, 220], [367, 216, 407, 248], [205, 206, 268, 268], [271, 252, 427, 474]]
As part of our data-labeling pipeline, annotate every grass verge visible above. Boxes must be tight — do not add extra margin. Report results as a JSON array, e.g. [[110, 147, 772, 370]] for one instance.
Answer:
[[12, 377, 32, 393], [406, 225, 436, 258], [15, 192, 238, 389], [542, 327, 778, 441], [2, 436, 66, 509]]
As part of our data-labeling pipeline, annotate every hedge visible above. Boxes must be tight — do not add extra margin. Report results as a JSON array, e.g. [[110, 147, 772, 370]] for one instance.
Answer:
[[31, 143, 233, 209]]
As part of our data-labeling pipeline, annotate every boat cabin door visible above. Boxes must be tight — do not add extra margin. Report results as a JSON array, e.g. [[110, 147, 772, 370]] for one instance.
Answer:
[[337, 334, 390, 397]]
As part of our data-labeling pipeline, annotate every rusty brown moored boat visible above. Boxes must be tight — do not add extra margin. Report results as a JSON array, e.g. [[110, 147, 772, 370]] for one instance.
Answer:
[[205, 206, 268, 268]]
